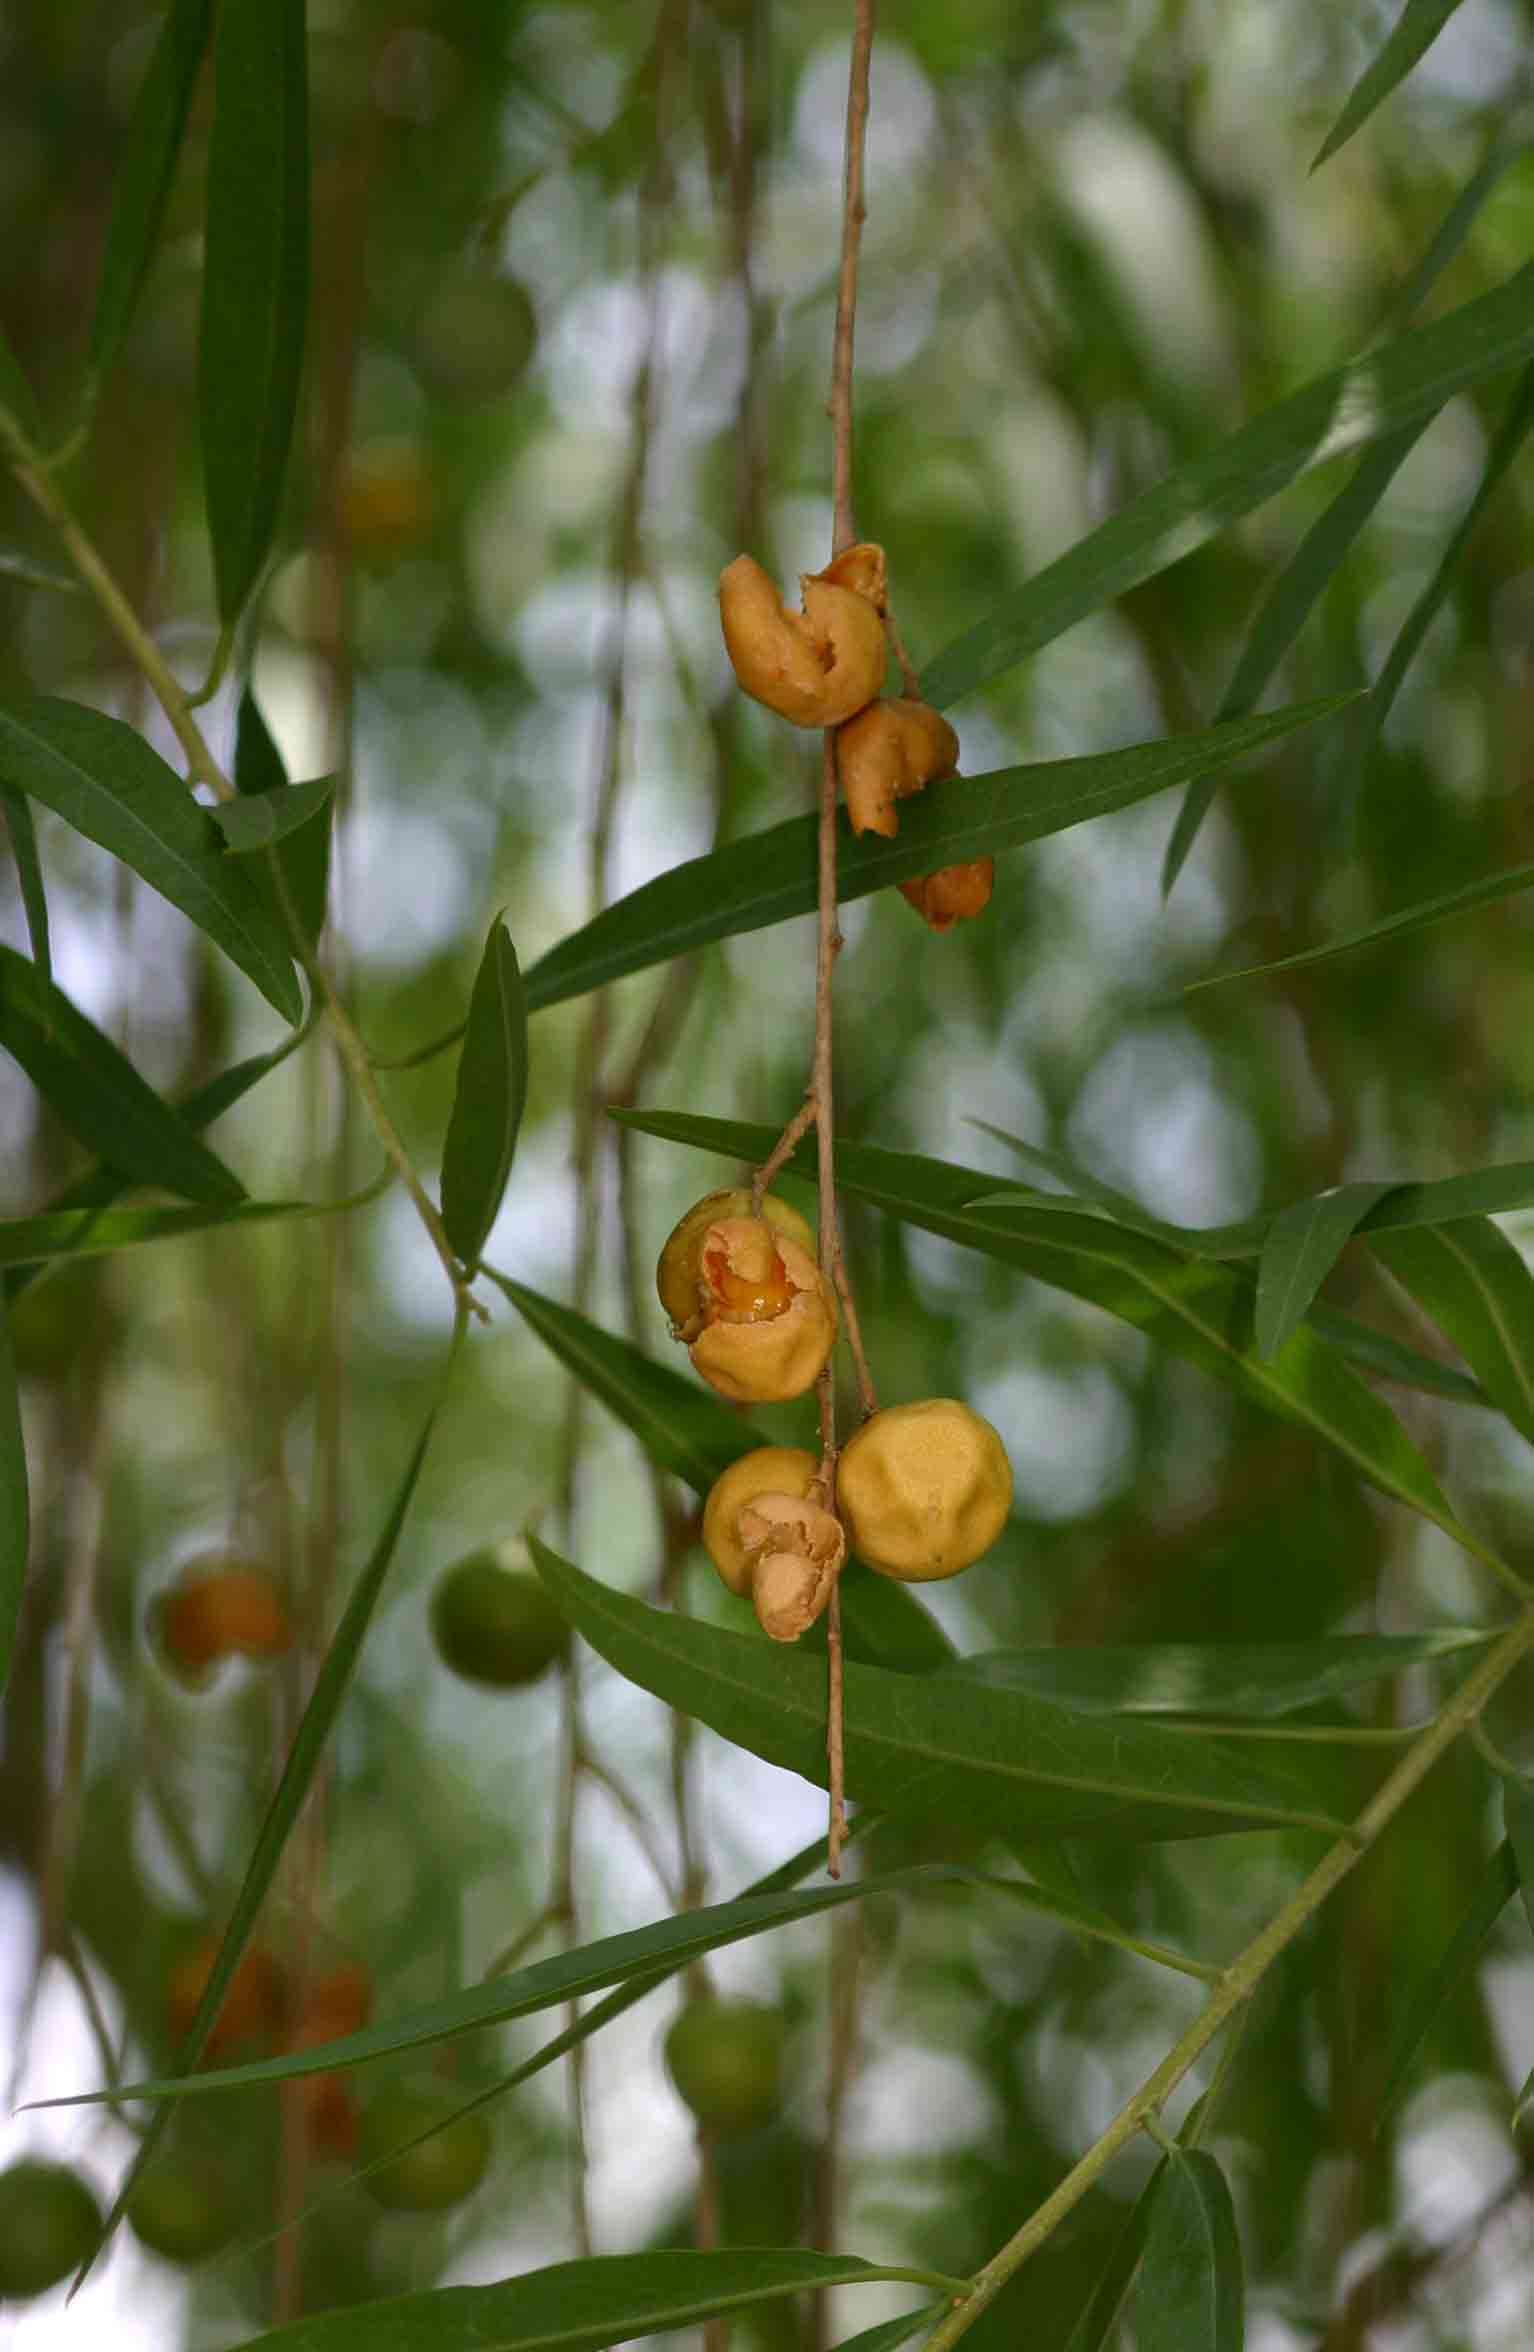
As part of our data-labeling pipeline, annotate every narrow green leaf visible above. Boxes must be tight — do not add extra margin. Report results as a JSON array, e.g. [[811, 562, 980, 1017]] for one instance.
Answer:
[[1364, 360, 1534, 750], [1378, 1838, 1518, 2119], [522, 702, 1349, 1012], [1137, 2148, 1243, 2352], [86, 0, 212, 383], [5, 1030, 311, 1303], [1370, 1220, 1534, 1446], [0, 1187, 371, 1272], [228, 2250, 921, 2352], [0, 1291, 26, 1699], [614, 1111, 1488, 1565], [490, 1274, 959, 1675], [234, 689, 331, 946], [953, 1630, 1494, 1719], [199, 0, 309, 621], [491, 1271, 768, 1491], [1063, 2160, 1168, 2352], [0, 697, 301, 1021], [920, 259, 1534, 712], [211, 773, 335, 853], [0, 946, 244, 1205], [1257, 1183, 1395, 1360], [532, 1542, 1361, 1843], [1306, 1303, 1490, 1407], [2, 785, 50, 977], [75, 1385, 444, 2285], [40, 1873, 946, 2110], [440, 922, 529, 1268], [1314, 1, 1467, 170], [832, 2309, 945, 2352], [1188, 857, 1534, 996], [1504, 1782, 1534, 1945], [0, 321, 41, 443]]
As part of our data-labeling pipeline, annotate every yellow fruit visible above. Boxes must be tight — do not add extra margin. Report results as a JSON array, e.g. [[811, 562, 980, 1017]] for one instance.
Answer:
[[153, 1558, 292, 1681], [657, 1189, 817, 1342], [836, 1400, 1012, 1580], [685, 1219, 837, 1405], [835, 696, 959, 838], [701, 1448, 844, 1640], [718, 548, 887, 727], [899, 857, 994, 931]]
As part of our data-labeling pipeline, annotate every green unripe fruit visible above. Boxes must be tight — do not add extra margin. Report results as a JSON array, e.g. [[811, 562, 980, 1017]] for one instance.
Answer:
[[0, 2160, 102, 2298], [358, 2089, 491, 2211], [663, 2000, 785, 2137], [125, 2160, 235, 2264], [429, 1550, 569, 1689]]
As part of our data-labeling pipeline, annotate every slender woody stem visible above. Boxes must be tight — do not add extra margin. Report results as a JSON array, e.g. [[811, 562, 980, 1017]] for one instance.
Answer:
[[919, 1600, 1534, 2349]]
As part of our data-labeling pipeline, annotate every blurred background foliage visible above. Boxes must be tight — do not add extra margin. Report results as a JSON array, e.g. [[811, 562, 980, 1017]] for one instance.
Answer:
[[2, 0, 1534, 2345]]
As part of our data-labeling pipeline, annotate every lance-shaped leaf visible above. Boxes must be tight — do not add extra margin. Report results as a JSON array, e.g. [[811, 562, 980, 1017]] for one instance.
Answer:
[[227, 2250, 939, 2352], [613, 1111, 1492, 1570], [5, 1031, 309, 1303], [1, 786, 50, 977], [521, 701, 1348, 1012], [0, 1293, 26, 1700], [490, 1273, 954, 1673], [0, 1185, 373, 1272], [921, 258, 1534, 712], [953, 1630, 1494, 1720], [0, 698, 301, 1021], [1186, 856, 1534, 996], [74, 1384, 444, 2287], [1369, 1220, 1534, 1447], [1257, 1183, 1396, 1360], [234, 687, 331, 947], [199, 0, 309, 622], [1314, 0, 1468, 169], [1137, 2148, 1243, 2352], [37, 1871, 948, 2109], [440, 922, 528, 1268], [212, 773, 335, 854], [532, 1541, 1362, 1843], [1164, 137, 1521, 891], [1378, 1838, 1518, 2119], [0, 322, 41, 443], [0, 946, 244, 1205], [833, 2312, 945, 2352], [1065, 2159, 1168, 2352], [86, 0, 212, 384]]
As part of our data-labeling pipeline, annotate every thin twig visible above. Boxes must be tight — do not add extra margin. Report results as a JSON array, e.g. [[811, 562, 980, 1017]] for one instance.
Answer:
[[919, 1598, 1534, 2349], [752, 1092, 818, 1211], [829, 0, 877, 557]]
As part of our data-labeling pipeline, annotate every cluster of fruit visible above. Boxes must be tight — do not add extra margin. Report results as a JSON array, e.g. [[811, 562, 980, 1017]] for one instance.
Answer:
[[657, 1191, 1012, 1642], [718, 543, 992, 928]]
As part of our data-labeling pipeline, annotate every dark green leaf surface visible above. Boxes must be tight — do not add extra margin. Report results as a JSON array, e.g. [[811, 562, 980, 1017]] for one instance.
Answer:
[[1505, 1782, 1534, 1946], [86, 0, 212, 382], [1305, 1305, 1487, 1407], [0, 697, 301, 1020], [532, 1542, 1361, 1842], [1314, 0, 1467, 169], [921, 260, 1534, 711], [0, 946, 244, 1205], [42, 1874, 943, 2107], [491, 1273, 766, 1491], [1370, 1220, 1534, 1446], [1137, 2148, 1243, 2352], [522, 702, 1347, 1011], [212, 773, 335, 853], [441, 922, 529, 1266], [1, 785, 50, 976], [234, 689, 331, 946], [1256, 1183, 1395, 1359], [199, 0, 309, 621], [0, 1189, 366, 1271], [1186, 858, 1534, 995], [951, 1630, 1493, 1719], [0, 322, 41, 442], [75, 1387, 443, 2283], [0, 1293, 26, 1699], [831, 2309, 945, 2352], [1378, 1837, 1518, 2119], [1064, 2161, 1166, 2352], [230, 2250, 918, 2352], [615, 1111, 1486, 1562], [1363, 361, 1534, 752]]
